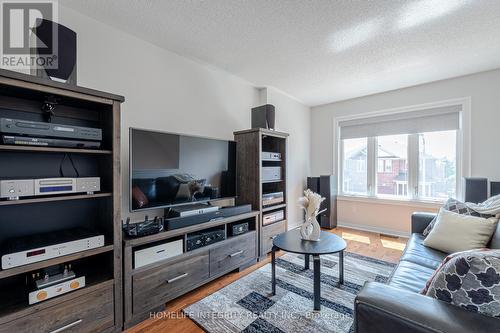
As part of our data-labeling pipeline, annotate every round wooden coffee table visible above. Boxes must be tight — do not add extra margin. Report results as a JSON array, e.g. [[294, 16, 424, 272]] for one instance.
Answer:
[[271, 229, 347, 311]]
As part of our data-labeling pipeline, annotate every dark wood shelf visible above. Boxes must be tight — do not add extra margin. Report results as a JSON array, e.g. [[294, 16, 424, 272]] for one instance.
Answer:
[[262, 203, 287, 212], [0, 278, 114, 325], [0, 245, 114, 279], [0, 145, 112, 155], [0, 193, 112, 206]]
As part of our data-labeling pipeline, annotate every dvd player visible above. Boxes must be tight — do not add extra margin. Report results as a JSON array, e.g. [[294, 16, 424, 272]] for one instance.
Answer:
[[2, 135, 101, 149], [1, 228, 104, 269], [0, 177, 100, 200], [0, 118, 102, 141]]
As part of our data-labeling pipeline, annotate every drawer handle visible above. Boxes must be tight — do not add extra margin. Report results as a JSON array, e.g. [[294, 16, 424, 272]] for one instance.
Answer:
[[167, 273, 188, 283], [49, 319, 83, 333], [229, 250, 244, 257]]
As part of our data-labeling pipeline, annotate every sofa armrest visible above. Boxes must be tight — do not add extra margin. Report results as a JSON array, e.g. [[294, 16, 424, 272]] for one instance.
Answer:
[[411, 212, 436, 234], [355, 282, 499, 333]]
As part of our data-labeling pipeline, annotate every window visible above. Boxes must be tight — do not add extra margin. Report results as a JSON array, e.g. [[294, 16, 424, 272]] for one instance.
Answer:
[[342, 138, 368, 195], [338, 104, 461, 201], [418, 130, 457, 199], [376, 134, 407, 197]]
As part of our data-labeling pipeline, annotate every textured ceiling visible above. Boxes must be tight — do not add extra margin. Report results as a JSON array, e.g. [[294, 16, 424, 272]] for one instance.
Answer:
[[63, 0, 500, 106]]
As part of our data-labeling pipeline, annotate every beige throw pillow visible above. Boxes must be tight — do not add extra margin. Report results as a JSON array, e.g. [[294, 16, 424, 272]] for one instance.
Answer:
[[423, 208, 498, 253]]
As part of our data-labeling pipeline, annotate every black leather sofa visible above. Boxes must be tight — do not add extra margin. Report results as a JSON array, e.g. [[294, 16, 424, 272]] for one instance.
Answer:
[[354, 212, 500, 333]]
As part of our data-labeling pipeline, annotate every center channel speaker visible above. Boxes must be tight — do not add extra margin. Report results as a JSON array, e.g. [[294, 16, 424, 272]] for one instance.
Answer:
[[251, 104, 275, 130]]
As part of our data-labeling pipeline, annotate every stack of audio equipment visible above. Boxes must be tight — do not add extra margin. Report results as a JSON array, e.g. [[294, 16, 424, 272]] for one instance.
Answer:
[[0, 177, 101, 200], [0, 118, 102, 149]]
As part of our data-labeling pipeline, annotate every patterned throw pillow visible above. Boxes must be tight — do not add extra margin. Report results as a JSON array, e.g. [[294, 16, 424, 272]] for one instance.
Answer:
[[423, 249, 500, 318], [422, 198, 494, 236]]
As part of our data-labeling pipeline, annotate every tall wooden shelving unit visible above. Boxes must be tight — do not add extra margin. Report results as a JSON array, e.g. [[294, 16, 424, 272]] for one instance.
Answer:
[[234, 128, 288, 259], [0, 69, 124, 332]]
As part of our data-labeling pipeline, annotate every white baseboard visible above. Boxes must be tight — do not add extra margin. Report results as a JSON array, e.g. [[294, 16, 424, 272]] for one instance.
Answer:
[[337, 221, 410, 238]]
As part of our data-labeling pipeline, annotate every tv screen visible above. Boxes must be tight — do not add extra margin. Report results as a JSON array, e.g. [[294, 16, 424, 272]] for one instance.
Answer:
[[129, 128, 236, 212]]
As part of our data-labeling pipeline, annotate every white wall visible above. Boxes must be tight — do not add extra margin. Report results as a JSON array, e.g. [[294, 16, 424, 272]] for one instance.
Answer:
[[311, 69, 500, 235], [55, 6, 310, 223]]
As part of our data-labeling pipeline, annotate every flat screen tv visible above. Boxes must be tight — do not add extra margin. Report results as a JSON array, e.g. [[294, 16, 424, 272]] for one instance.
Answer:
[[129, 128, 237, 212]]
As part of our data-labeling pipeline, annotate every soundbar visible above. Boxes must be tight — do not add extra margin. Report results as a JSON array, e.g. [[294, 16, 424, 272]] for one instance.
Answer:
[[0, 177, 100, 200], [0, 118, 102, 141], [1, 228, 104, 269], [2, 135, 101, 149], [165, 204, 252, 230]]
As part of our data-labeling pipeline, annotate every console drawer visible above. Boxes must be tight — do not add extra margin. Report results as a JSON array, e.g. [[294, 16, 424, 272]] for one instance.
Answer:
[[261, 220, 286, 255], [132, 250, 209, 314], [210, 231, 256, 276], [0, 286, 114, 333]]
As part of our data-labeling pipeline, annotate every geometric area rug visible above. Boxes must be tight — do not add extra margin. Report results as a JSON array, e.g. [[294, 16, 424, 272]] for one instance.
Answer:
[[184, 252, 396, 333]]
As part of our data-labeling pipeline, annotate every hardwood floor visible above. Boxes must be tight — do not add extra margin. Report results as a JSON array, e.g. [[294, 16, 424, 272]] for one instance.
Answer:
[[125, 227, 407, 333]]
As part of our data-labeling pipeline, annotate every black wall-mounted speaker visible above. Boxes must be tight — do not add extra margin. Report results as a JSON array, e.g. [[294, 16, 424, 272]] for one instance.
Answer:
[[463, 177, 488, 203], [251, 104, 275, 130], [31, 19, 77, 84]]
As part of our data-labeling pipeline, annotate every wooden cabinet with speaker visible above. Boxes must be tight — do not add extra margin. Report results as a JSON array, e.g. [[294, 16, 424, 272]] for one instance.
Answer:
[[234, 128, 289, 259]]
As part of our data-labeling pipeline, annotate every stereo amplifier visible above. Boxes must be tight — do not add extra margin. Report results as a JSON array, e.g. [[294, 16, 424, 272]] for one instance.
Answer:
[[1, 177, 100, 200], [263, 210, 284, 226], [134, 239, 183, 269], [29, 274, 85, 305], [1, 228, 104, 269], [2, 135, 101, 149], [0, 118, 102, 141], [262, 191, 284, 206], [261, 151, 281, 161], [262, 167, 281, 182]]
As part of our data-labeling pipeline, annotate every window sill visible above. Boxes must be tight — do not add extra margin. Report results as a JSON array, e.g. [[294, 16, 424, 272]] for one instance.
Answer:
[[337, 194, 443, 209]]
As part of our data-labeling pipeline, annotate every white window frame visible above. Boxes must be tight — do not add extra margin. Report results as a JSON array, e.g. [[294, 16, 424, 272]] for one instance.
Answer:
[[334, 97, 471, 204]]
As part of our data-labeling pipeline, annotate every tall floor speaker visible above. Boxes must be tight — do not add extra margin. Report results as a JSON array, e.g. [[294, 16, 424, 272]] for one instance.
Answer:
[[463, 177, 488, 203], [307, 175, 337, 229]]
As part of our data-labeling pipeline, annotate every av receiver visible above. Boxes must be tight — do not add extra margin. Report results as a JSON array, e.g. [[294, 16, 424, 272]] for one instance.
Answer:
[[0, 118, 102, 141], [262, 191, 284, 207], [263, 210, 284, 226], [1, 228, 104, 269], [0, 177, 100, 200], [2, 135, 101, 149], [262, 167, 281, 182]]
